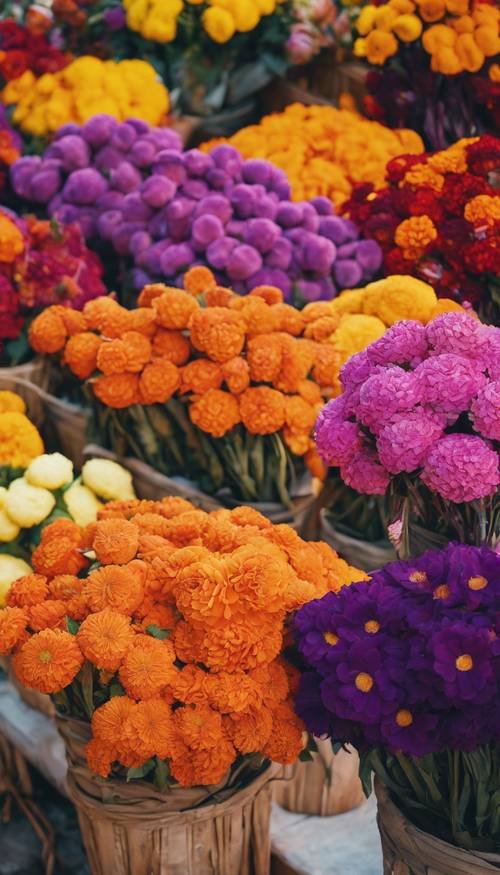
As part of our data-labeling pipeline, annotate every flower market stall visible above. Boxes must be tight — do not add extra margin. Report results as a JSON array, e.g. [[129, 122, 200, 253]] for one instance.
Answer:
[[0, 0, 499, 873]]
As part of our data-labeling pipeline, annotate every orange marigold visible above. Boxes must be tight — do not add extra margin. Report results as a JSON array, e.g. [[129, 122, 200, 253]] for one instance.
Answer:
[[29, 599, 67, 632], [126, 308, 156, 337], [297, 380, 322, 405], [250, 660, 289, 704], [312, 345, 341, 389], [91, 694, 136, 743], [29, 307, 67, 354], [32, 519, 87, 577], [13, 629, 83, 694], [239, 386, 286, 435], [98, 499, 159, 521], [92, 519, 139, 565], [48, 575, 83, 601], [304, 315, 339, 341], [203, 614, 283, 672], [139, 360, 180, 404], [119, 636, 176, 699], [207, 671, 263, 714], [137, 284, 168, 308], [262, 701, 304, 764], [285, 395, 317, 434], [172, 620, 208, 664], [247, 333, 282, 383], [204, 286, 235, 307], [223, 704, 273, 753], [464, 194, 500, 226], [84, 563, 144, 614], [221, 357, 250, 395], [189, 308, 246, 363], [170, 737, 235, 787], [84, 298, 130, 338], [305, 446, 327, 480], [170, 665, 209, 705], [77, 608, 134, 670], [249, 285, 283, 305], [152, 288, 200, 330], [229, 296, 278, 336], [0, 606, 28, 655], [138, 603, 176, 631], [122, 697, 177, 761], [63, 332, 101, 380], [189, 388, 240, 437], [180, 359, 223, 395], [92, 373, 139, 409], [58, 309, 87, 336], [7, 574, 48, 608], [394, 215, 438, 259], [85, 738, 113, 778], [121, 331, 152, 373], [275, 337, 315, 394], [272, 303, 305, 336], [174, 703, 224, 751], [96, 339, 128, 375], [152, 329, 190, 365], [183, 266, 217, 295]]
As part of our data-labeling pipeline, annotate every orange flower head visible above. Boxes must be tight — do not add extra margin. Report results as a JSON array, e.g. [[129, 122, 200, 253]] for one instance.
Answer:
[[130, 512, 172, 538], [221, 357, 250, 395], [304, 315, 339, 341], [228, 506, 272, 530], [84, 298, 130, 338], [63, 332, 101, 379], [98, 499, 158, 521], [0, 212, 24, 262], [203, 614, 283, 672], [138, 603, 176, 631], [464, 194, 500, 227], [249, 285, 284, 305], [91, 694, 136, 744], [172, 620, 208, 664], [189, 308, 246, 362], [180, 359, 223, 395], [0, 606, 28, 655], [77, 608, 134, 671], [204, 285, 235, 307], [58, 309, 87, 336], [32, 519, 87, 577], [152, 329, 190, 365], [126, 308, 157, 337], [297, 380, 322, 405], [170, 665, 210, 705], [247, 334, 283, 383], [175, 556, 238, 626], [189, 389, 240, 437], [29, 599, 67, 632], [272, 303, 305, 336], [312, 344, 341, 389], [183, 266, 217, 295], [119, 635, 176, 699], [85, 738, 113, 778], [251, 659, 289, 704], [13, 629, 84, 694], [7, 574, 48, 608], [29, 307, 67, 354], [93, 519, 139, 565], [139, 360, 180, 404], [96, 339, 128, 375], [275, 337, 315, 394], [394, 215, 438, 259], [152, 288, 200, 330], [223, 704, 273, 753], [305, 446, 327, 480], [285, 395, 317, 435], [173, 704, 224, 751], [239, 386, 286, 435], [122, 697, 177, 761], [137, 284, 168, 308], [170, 737, 235, 787], [121, 331, 152, 373], [48, 575, 83, 601], [92, 373, 139, 408], [84, 563, 144, 614], [229, 296, 279, 336], [207, 671, 263, 714]]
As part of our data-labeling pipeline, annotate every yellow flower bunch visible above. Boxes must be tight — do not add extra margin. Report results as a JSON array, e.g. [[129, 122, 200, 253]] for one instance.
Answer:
[[354, 0, 499, 73], [0, 392, 44, 469], [3, 56, 169, 137], [201, 103, 423, 207], [122, 0, 286, 44]]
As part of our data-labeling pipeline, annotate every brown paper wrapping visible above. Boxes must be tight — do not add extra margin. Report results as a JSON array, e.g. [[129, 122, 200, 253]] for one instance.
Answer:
[[319, 510, 396, 573], [273, 740, 364, 816], [375, 779, 500, 874], [56, 717, 278, 875]]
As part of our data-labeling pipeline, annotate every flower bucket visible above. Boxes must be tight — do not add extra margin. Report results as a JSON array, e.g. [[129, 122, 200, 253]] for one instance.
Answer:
[[320, 510, 396, 573], [56, 716, 278, 875], [273, 739, 364, 816], [0, 358, 50, 420], [375, 780, 500, 875]]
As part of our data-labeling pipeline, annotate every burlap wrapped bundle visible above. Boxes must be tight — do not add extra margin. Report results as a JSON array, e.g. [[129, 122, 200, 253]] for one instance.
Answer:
[[375, 780, 500, 874], [273, 739, 364, 816], [56, 716, 278, 875]]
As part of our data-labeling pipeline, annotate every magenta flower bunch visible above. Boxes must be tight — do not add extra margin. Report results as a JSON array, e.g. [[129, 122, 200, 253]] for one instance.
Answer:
[[315, 312, 500, 505], [10, 114, 381, 303]]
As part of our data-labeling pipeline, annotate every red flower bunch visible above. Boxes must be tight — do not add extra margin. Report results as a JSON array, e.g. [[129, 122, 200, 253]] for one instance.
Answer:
[[0, 19, 70, 82], [343, 136, 500, 314], [0, 207, 106, 365]]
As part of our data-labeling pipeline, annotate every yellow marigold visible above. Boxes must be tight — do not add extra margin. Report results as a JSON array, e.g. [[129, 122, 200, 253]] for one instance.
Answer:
[[394, 215, 438, 259], [392, 13, 423, 40], [430, 298, 467, 318], [239, 386, 286, 435], [418, 0, 446, 21], [29, 307, 67, 354], [183, 266, 217, 295], [13, 629, 83, 694], [139, 360, 180, 404], [221, 357, 250, 395], [92, 518, 139, 566], [0, 606, 28, 656], [427, 144, 468, 174], [152, 288, 200, 329], [0, 213, 24, 262], [332, 314, 386, 364], [0, 391, 26, 414], [77, 608, 134, 671], [152, 329, 190, 365], [189, 388, 240, 437], [64, 332, 101, 379], [119, 635, 176, 700], [365, 30, 399, 64], [363, 275, 438, 324], [189, 308, 246, 363], [464, 195, 500, 226], [92, 373, 139, 409], [180, 359, 223, 395], [0, 413, 44, 468], [223, 704, 273, 753], [402, 163, 445, 190]]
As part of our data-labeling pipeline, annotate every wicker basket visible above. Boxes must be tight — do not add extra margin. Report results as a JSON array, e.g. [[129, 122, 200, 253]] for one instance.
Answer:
[[319, 510, 396, 573], [274, 740, 364, 816], [56, 716, 278, 875], [375, 780, 500, 874], [0, 358, 50, 420]]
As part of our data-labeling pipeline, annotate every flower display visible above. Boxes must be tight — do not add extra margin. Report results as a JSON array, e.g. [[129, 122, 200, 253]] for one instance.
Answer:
[[0, 206, 106, 367], [0, 18, 70, 84], [0, 390, 44, 470], [0, 105, 20, 194], [286, 1, 337, 65], [354, 0, 499, 146], [343, 136, 500, 318], [10, 116, 382, 303], [0, 499, 366, 787], [2, 56, 169, 137], [201, 103, 424, 208], [294, 542, 500, 849]]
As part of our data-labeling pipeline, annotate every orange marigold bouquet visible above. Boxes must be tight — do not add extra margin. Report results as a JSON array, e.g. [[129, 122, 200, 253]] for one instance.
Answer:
[[28, 267, 340, 505], [0, 498, 366, 789]]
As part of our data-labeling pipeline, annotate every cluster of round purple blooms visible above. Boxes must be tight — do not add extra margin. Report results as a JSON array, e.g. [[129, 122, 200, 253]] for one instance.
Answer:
[[294, 542, 500, 758], [315, 311, 500, 502], [9, 114, 382, 302]]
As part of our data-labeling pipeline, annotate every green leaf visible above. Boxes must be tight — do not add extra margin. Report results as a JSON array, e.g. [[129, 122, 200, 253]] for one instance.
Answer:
[[78, 662, 94, 719], [298, 749, 314, 763], [146, 624, 171, 640], [109, 683, 126, 698], [153, 758, 170, 792], [358, 752, 373, 798], [66, 617, 80, 635], [4, 328, 30, 366], [127, 758, 155, 782]]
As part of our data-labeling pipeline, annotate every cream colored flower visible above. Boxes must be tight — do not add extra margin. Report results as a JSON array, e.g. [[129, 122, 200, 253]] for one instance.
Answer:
[[26, 453, 74, 490], [0, 508, 21, 542], [81, 459, 136, 501], [6, 478, 56, 527], [0, 555, 31, 606], [64, 479, 102, 527]]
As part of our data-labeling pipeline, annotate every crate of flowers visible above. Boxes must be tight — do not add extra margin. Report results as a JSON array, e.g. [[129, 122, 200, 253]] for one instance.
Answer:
[[0, 497, 365, 874], [294, 542, 500, 872]]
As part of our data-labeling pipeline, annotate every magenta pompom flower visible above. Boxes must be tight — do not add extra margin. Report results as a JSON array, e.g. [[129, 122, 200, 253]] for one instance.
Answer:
[[470, 382, 500, 441], [426, 312, 490, 362], [416, 353, 486, 417], [340, 447, 391, 495], [357, 368, 421, 433], [367, 320, 428, 366], [421, 435, 500, 503], [376, 410, 444, 474]]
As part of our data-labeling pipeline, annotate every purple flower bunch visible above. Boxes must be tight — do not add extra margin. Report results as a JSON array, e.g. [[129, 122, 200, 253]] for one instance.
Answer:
[[9, 114, 382, 302], [295, 542, 500, 757], [315, 311, 500, 502]]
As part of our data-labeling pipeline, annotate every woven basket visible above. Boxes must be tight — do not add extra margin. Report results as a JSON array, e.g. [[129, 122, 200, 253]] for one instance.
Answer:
[[274, 740, 364, 816], [319, 510, 396, 573], [56, 716, 277, 875], [0, 358, 50, 420], [375, 780, 500, 874]]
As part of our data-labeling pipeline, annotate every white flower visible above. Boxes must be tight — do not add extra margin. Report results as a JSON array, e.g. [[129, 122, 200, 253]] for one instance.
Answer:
[[0, 554, 31, 607], [82, 458, 136, 501], [0, 508, 21, 542], [6, 478, 56, 527], [26, 453, 74, 490], [64, 479, 102, 527]]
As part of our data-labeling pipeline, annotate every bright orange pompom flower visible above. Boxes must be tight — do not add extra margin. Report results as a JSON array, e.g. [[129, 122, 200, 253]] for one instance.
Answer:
[[0, 606, 28, 655], [119, 636, 176, 700], [92, 519, 139, 566], [183, 266, 217, 295], [63, 332, 101, 379], [122, 697, 177, 761], [152, 288, 199, 330], [152, 329, 190, 365], [239, 386, 286, 434], [77, 608, 134, 670], [7, 574, 48, 608], [96, 340, 128, 375], [29, 599, 67, 632], [262, 701, 305, 764], [224, 705, 273, 753], [28, 307, 67, 354], [92, 373, 139, 408], [189, 389, 240, 437], [85, 738, 113, 778], [139, 360, 180, 404], [84, 563, 144, 614], [13, 629, 84, 694], [121, 331, 152, 373], [91, 694, 136, 744], [180, 359, 223, 395], [221, 357, 250, 395], [189, 308, 246, 363], [32, 520, 87, 577]]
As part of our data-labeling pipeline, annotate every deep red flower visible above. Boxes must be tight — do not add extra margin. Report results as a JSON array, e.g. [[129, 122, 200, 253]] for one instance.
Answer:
[[466, 134, 500, 176], [0, 50, 29, 81], [0, 21, 28, 50]]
